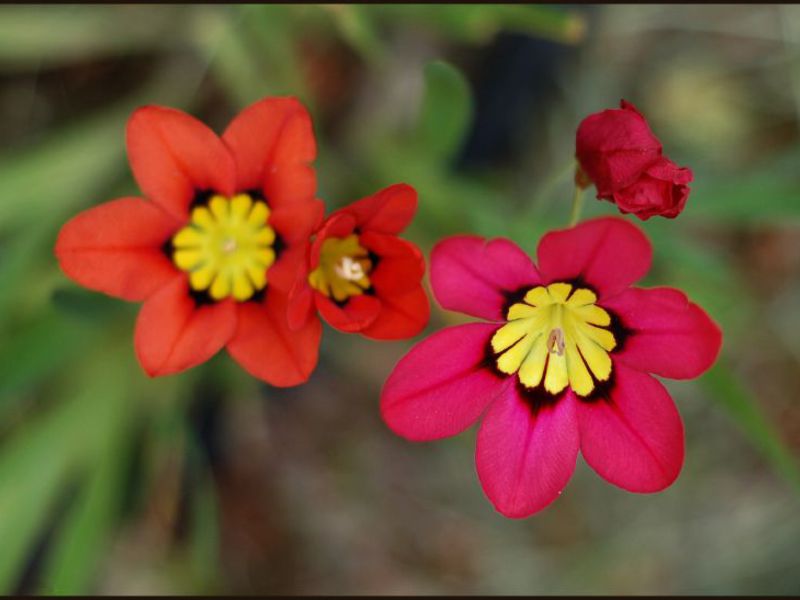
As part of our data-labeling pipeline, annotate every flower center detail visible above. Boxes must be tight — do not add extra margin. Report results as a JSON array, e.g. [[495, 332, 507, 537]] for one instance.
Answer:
[[171, 193, 276, 302], [308, 234, 372, 302], [491, 282, 617, 397]]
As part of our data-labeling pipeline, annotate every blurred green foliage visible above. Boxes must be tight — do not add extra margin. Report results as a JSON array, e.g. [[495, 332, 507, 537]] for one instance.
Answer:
[[0, 3, 797, 594]]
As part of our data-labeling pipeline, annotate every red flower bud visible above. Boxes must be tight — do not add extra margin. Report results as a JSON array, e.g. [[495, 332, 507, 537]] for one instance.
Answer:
[[576, 100, 693, 220]]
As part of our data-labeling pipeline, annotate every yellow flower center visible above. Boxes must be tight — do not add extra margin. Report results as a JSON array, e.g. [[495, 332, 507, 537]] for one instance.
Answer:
[[491, 282, 617, 397], [308, 234, 372, 302], [171, 193, 276, 302]]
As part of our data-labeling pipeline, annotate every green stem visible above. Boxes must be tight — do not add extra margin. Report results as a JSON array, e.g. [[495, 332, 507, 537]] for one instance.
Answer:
[[568, 186, 585, 227]]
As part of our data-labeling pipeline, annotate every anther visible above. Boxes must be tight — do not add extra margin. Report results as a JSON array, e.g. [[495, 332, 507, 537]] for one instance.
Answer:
[[221, 238, 237, 254], [547, 328, 566, 356]]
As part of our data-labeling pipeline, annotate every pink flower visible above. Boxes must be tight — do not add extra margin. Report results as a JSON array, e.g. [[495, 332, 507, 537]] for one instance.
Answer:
[[380, 217, 722, 518], [576, 100, 693, 220]]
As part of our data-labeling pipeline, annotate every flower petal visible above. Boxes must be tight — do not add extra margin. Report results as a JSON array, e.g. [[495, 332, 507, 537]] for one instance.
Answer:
[[226, 290, 322, 387], [577, 362, 684, 493], [361, 232, 425, 295], [222, 97, 316, 207], [266, 198, 324, 293], [362, 285, 430, 340], [576, 99, 662, 197], [55, 197, 180, 301], [269, 199, 324, 244], [430, 235, 539, 321], [315, 293, 381, 333], [127, 106, 236, 220], [612, 157, 693, 221], [476, 386, 579, 518], [134, 276, 237, 376], [380, 323, 506, 441], [344, 183, 417, 235], [602, 286, 722, 379], [537, 216, 651, 299]]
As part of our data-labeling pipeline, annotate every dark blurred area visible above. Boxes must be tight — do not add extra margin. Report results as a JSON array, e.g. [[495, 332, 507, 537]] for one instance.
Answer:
[[0, 4, 798, 595]]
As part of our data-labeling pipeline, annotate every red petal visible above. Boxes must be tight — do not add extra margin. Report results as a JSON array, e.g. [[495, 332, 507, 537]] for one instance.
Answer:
[[362, 285, 430, 340], [315, 293, 381, 333], [309, 212, 357, 267], [602, 286, 722, 379], [269, 199, 324, 244], [55, 197, 180, 301], [227, 290, 322, 387], [576, 99, 662, 197], [537, 216, 651, 299], [430, 235, 539, 321], [577, 362, 684, 492], [612, 157, 693, 221], [287, 279, 315, 331], [343, 183, 417, 234], [476, 385, 579, 518], [127, 106, 236, 220], [222, 97, 317, 207], [360, 232, 425, 296], [380, 323, 507, 440], [134, 276, 237, 376], [267, 199, 323, 292]]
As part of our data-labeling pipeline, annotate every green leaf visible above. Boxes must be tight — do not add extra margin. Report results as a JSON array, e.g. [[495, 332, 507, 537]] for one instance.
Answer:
[[0, 6, 185, 70], [38, 374, 133, 594], [700, 362, 800, 493], [0, 354, 127, 592], [0, 313, 91, 402], [415, 61, 473, 165], [324, 5, 386, 66]]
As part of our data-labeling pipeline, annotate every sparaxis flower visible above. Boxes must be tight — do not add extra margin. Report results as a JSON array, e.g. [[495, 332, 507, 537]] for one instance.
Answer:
[[55, 97, 324, 385], [381, 217, 722, 518]]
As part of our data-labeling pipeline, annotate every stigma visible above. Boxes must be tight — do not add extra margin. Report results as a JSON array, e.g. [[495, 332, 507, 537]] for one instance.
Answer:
[[491, 282, 617, 396], [171, 193, 276, 302]]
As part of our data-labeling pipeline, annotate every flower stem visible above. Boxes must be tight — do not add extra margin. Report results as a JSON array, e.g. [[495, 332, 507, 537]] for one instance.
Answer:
[[568, 186, 585, 227]]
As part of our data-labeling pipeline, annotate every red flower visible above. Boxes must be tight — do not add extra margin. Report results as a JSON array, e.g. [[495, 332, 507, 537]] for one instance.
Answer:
[[288, 184, 430, 340], [381, 217, 722, 518], [576, 100, 693, 220], [55, 97, 324, 386]]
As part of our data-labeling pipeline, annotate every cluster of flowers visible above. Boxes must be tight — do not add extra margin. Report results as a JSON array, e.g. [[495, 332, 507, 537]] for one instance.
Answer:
[[56, 98, 429, 386], [56, 96, 721, 518]]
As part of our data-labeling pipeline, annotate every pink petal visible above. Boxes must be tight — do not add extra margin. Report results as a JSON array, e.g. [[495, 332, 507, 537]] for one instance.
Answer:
[[476, 386, 579, 518], [603, 286, 722, 379], [381, 323, 507, 441], [577, 362, 684, 493], [537, 216, 651, 299], [430, 236, 539, 321]]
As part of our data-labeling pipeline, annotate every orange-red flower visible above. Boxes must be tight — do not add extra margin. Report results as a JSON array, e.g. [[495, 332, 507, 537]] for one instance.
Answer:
[[55, 97, 324, 386], [288, 184, 430, 340]]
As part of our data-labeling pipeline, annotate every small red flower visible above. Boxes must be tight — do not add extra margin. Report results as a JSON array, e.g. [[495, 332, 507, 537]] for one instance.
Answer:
[[288, 184, 430, 340], [55, 97, 324, 386], [381, 217, 722, 518], [576, 100, 693, 220]]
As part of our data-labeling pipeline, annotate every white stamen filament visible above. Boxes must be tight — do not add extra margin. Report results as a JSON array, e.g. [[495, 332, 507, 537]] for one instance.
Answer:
[[335, 256, 365, 281]]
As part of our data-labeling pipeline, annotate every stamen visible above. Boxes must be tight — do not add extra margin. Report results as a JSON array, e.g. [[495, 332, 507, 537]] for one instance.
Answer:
[[222, 238, 237, 254], [170, 193, 275, 302], [491, 283, 617, 396], [547, 328, 566, 356], [335, 256, 365, 281], [308, 234, 373, 302]]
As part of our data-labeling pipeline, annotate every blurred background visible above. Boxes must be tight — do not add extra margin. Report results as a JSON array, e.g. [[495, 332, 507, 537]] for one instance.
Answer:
[[0, 4, 799, 594]]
